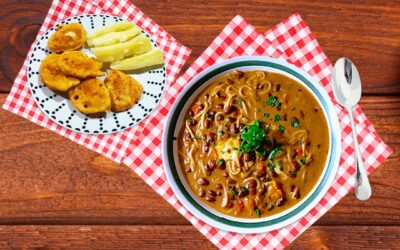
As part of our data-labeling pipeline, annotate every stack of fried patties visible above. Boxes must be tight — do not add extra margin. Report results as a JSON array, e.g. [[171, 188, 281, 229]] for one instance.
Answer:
[[40, 23, 143, 115]]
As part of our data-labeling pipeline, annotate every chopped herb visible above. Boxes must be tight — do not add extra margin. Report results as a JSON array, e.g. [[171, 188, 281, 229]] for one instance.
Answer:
[[291, 171, 297, 176], [267, 205, 274, 211], [300, 159, 306, 165], [298, 140, 304, 145], [291, 119, 300, 127], [238, 120, 268, 155], [263, 113, 270, 118], [186, 117, 193, 122], [274, 115, 281, 122], [268, 146, 282, 160], [217, 127, 223, 135], [193, 135, 200, 140], [267, 162, 275, 169], [217, 159, 225, 166], [275, 101, 282, 108], [235, 98, 243, 105], [278, 125, 285, 133], [230, 187, 238, 197], [205, 113, 212, 119], [254, 206, 260, 217], [278, 160, 283, 166], [267, 96, 278, 106]]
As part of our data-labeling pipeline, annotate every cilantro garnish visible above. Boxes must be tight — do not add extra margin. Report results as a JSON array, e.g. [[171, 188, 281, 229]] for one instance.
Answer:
[[238, 120, 271, 155]]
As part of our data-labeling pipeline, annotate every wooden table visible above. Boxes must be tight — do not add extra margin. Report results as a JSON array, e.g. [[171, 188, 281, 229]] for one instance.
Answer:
[[0, 0, 399, 248]]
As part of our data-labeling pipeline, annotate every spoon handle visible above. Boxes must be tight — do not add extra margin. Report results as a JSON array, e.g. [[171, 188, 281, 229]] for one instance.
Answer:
[[348, 108, 372, 200]]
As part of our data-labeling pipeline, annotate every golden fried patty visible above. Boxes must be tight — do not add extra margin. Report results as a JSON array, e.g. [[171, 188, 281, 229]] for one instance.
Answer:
[[39, 54, 80, 92], [68, 78, 111, 115], [58, 51, 104, 78], [105, 70, 143, 112], [48, 23, 86, 53]]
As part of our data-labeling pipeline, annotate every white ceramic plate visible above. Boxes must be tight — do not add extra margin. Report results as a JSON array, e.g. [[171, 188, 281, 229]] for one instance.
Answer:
[[27, 14, 166, 134], [162, 56, 341, 233]]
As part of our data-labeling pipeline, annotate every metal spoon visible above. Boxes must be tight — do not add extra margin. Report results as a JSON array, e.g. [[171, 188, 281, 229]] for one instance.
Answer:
[[331, 58, 372, 200]]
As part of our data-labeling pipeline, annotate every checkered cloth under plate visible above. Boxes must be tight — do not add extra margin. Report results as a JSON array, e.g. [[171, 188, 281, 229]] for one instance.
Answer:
[[2, 0, 191, 163], [123, 14, 392, 249]]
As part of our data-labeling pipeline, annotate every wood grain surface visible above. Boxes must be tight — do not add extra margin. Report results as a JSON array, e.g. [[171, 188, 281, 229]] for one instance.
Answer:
[[0, 0, 399, 249]]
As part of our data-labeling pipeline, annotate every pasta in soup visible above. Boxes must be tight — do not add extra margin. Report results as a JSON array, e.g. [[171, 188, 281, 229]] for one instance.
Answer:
[[178, 70, 329, 218]]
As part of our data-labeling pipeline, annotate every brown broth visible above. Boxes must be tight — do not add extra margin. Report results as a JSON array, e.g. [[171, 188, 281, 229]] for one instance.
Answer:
[[178, 70, 329, 218]]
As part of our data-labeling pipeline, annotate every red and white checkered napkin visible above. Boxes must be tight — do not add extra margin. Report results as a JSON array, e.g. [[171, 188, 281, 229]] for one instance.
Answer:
[[2, 0, 191, 164], [123, 14, 392, 249]]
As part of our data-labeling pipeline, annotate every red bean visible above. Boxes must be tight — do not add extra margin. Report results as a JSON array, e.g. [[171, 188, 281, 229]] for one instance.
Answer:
[[238, 187, 249, 198], [185, 167, 192, 173], [291, 161, 300, 171], [188, 110, 194, 117], [183, 133, 192, 142], [205, 196, 216, 202], [199, 189, 206, 197], [188, 119, 197, 126], [204, 119, 211, 129], [246, 180, 257, 189], [202, 143, 209, 153], [208, 132, 217, 142], [198, 178, 209, 186], [294, 190, 301, 199], [215, 104, 223, 110], [216, 184, 223, 190], [223, 172, 229, 177], [290, 184, 296, 192], [276, 197, 287, 206], [216, 113, 224, 121], [230, 124, 239, 134], [268, 169, 278, 178], [227, 179, 236, 185], [243, 153, 252, 162], [207, 160, 217, 170], [257, 187, 266, 195], [208, 190, 217, 197], [224, 105, 236, 114], [226, 117, 236, 123]]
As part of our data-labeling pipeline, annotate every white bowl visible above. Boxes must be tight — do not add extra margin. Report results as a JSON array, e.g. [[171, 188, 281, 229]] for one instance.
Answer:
[[162, 56, 341, 233]]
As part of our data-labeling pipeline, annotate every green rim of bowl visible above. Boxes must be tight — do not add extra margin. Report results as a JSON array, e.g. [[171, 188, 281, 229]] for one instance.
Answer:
[[166, 60, 338, 228]]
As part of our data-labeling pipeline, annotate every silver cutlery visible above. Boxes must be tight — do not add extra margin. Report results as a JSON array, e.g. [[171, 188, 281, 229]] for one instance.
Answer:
[[331, 58, 372, 201]]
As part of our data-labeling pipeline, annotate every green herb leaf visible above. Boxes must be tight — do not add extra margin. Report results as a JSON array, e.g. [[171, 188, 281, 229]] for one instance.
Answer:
[[278, 125, 285, 133], [217, 127, 223, 136], [267, 96, 277, 106], [235, 98, 243, 105], [267, 205, 274, 211], [267, 162, 275, 169], [263, 113, 270, 118], [254, 206, 260, 217], [193, 135, 200, 140], [274, 115, 281, 122], [291, 119, 300, 127], [268, 146, 282, 160], [186, 117, 193, 122], [217, 159, 225, 166], [238, 121, 267, 154], [230, 187, 238, 197], [205, 113, 212, 119], [291, 170, 297, 176], [300, 159, 306, 165]]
